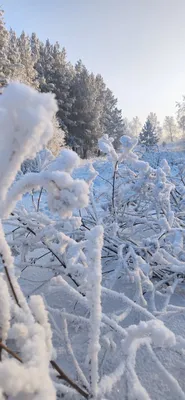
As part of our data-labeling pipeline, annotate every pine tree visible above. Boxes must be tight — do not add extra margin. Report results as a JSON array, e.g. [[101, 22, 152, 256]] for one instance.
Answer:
[[122, 118, 132, 137], [0, 9, 9, 88], [101, 87, 123, 148], [139, 117, 159, 147], [37, 39, 54, 90], [130, 116, 142, 137], [34, 40, 49, 88], [148, 112, 162, 138], [30, 32, 40, 63], [47, 116, 65, 156], [49, 42, 74, 132], [7, 29, 23, 80], [95, 76, 124, 150], [163, 116, 178, 142], [68, 61, 103, 157], [176, 96, 185, 135], [18, 31, 38, 87]]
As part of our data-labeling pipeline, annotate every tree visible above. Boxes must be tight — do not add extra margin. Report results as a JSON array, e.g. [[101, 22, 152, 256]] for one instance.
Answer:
[[100, 86, 124, 149], [47, 116, 65, 156], [122, 118, 132, 136], [35, 38, 54, 88], [163, 116, 178, 142], [0, 9, 9, 88], [18, 31, 38, 87], [30, 32, 40, 64], [129, 116, 142, 137], [49, 43, 74, 133], [7, 29, 23, 81], [139, 117, 159, 147], [34, 40, 75, 137], [68, 61, 103, 157], [176, 96, 185, 135], [148, 112, 162, 138]]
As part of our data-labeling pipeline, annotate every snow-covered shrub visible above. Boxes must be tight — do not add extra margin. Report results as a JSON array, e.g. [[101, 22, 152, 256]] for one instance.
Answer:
[[90, 134, 185, 281], [0, 82, 58, 399], [21, 148, 54, 175], [47, 115, 65, 156], [2, 84, 185, 400]]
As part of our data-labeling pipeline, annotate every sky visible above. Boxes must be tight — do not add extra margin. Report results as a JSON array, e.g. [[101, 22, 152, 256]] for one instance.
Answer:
[[3, 0, 185, 123]]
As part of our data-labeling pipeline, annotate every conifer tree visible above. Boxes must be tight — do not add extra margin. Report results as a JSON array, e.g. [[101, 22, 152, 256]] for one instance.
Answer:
[[148, 112, 162, 138], [0, 9, 9, 88], [7, 29, 23, 80], [102, 87, 123, 148], [139, 117, 159, 147], [30, 32, 40, 64], [163, 116, 178, 142], [176, 96, 185, 135], [130, 116, 142, 137], [68, 61, 103, 157], [18, 31, 38, 87]]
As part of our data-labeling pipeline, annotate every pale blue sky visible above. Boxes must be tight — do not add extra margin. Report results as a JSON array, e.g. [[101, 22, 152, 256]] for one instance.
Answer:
[[3, 0, 185, 123]]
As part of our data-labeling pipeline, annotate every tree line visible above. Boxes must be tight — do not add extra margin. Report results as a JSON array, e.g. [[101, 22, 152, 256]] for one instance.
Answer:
[[0, 9, 124, 157], [1, 8, 185, 155], [123, 110, 185, 148]]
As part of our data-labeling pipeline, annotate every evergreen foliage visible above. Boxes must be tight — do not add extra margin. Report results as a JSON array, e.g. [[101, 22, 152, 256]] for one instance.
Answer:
[[139, 117, 159, 147], [0, 9, 124, 157]]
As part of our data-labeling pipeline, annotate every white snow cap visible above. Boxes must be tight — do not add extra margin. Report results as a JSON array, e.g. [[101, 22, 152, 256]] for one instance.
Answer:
[[122, 320, 176, 354], [98, 134, 118, 162], [0, 82, 58, 203], [46, 171, 89, 217], [48, 148, 80, 173], [0, 82, 58, 159], [160, 158, 171, 175], [0, 276, 11, 341]]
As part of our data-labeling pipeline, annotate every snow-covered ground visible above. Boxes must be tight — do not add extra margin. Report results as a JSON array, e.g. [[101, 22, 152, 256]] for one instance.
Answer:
[[12, 145, 185, 400]]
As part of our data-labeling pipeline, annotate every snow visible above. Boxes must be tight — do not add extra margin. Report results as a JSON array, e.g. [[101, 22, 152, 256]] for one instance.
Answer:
[[0, 276, 10, 341], [29, 295, 53, 358], [2, 83, 185, 399], [98, 135, 118, 162], [0, 82, 57, 205], [3, 170, 89, 218], [86, 226, 103, 397], [0, 83, 59, 399], [48, 148, 80, 174]]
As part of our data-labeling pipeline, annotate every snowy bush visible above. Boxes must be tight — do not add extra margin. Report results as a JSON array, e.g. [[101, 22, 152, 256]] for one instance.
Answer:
[[2, 83, 185, 400], [0, 82, 59, 399]]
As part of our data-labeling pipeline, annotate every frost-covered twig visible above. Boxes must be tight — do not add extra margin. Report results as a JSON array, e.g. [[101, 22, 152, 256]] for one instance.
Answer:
[[86, 226, 104, 398], [62, 316, 90, 391], [50, 360, 89, 399]]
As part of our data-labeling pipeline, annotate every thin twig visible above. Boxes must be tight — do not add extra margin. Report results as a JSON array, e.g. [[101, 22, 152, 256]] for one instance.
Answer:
[[0, 342, 89, 399], [97, 175, 113, 187], [27, 276, 56, 297], [0, 342, 22, 363], [36, 250, 51, 261], [112, 161, 118, 214], [62, 316, 90, 390], [31, 190, 37, 212], [50, 360, 89, 399], [37, 187, 43, 212], [10, 212, 80, 289], [4, 266, 20, 307]]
